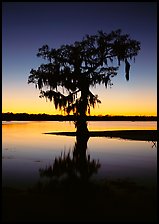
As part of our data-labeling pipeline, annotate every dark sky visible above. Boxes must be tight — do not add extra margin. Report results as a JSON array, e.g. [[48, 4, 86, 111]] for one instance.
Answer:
[[2, 2, 157, 115]]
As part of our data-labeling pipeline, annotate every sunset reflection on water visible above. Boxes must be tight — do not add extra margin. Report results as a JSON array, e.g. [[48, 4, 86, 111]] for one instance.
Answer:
[[2, 121, 157, 188]]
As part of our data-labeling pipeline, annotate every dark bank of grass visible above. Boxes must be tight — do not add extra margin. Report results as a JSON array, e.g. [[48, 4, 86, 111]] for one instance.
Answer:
[[45, 130, 157, 141], [2, 178, 157, 223]]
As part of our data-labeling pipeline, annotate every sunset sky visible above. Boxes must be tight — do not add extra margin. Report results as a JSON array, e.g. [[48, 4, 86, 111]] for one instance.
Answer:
[[2, 2, 157, 116]]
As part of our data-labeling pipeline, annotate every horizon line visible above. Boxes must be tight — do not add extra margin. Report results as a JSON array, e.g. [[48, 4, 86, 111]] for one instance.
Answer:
[[2, 112, 157, 117]]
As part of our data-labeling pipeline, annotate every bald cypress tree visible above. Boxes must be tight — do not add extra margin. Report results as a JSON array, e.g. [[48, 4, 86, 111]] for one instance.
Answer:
[[28, 29, 140, 135]]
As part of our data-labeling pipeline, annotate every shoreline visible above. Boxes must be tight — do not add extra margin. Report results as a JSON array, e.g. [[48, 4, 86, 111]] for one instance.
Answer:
[[44, 130, 157, 141]]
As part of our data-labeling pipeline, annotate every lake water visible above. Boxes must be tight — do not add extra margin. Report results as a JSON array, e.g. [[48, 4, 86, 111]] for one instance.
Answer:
[[2, 121, 157, 189]]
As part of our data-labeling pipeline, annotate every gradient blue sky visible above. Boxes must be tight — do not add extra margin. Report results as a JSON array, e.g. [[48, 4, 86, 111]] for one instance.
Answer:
[[2, 2, 157, 116]]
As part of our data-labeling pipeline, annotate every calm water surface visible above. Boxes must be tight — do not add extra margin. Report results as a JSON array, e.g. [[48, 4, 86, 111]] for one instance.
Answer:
[[2, 121, 157, 188]]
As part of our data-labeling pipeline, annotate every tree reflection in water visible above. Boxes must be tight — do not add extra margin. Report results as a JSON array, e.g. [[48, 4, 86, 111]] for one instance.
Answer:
[[39, 134, 100, 182], [35, 134, 156, 222]]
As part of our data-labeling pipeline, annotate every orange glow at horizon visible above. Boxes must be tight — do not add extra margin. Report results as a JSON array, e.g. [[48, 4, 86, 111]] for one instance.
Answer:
[[2, 98, 157, 117], [2, 83, 157, 116]]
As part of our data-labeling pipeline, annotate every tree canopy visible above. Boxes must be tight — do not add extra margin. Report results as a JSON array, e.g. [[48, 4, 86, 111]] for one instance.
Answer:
[[28, 29, 140, 117]]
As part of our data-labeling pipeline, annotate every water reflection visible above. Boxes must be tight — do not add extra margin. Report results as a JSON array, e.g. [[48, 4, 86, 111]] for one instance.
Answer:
[[39, 134, 157, 186], [2, 123, 157, 222], [40, 134, 100, 181], [2, 121, 157, 189], [36, 134, 157, 223]]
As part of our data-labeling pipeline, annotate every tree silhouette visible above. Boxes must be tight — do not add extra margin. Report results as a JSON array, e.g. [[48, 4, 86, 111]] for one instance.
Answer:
[[28, 29, 140, 134]]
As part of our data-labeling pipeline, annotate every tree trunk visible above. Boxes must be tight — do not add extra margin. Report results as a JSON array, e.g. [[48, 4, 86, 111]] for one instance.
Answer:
[[76, 115, 89, 135], [73, 133, 89, 180], [76, 76, 89, 136]]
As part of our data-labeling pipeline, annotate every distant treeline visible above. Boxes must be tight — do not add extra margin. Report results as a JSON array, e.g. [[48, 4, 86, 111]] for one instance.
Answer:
[[2, 113, 157, 121]]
